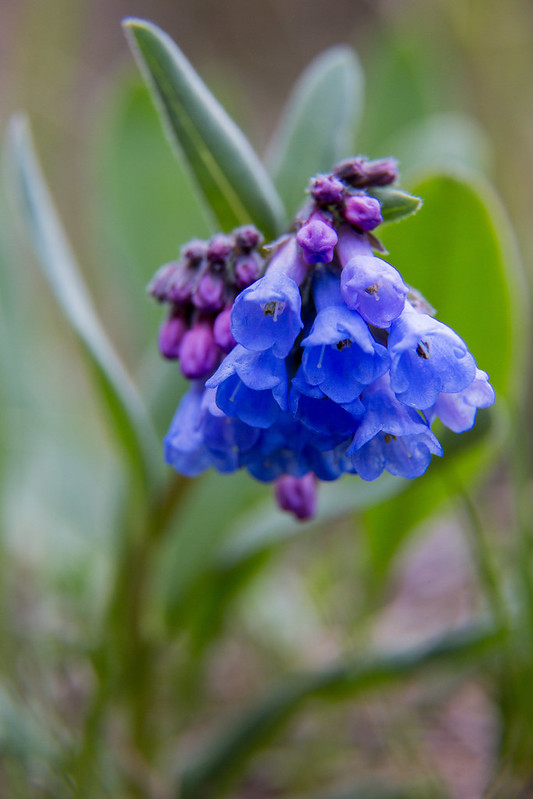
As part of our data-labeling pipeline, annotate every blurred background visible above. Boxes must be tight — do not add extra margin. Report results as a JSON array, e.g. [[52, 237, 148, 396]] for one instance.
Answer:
[[0, 0, 532, 797]]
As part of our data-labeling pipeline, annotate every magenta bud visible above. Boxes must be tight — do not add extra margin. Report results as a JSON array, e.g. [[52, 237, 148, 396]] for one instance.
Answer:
[[213, 306, 236, 353], [148, 262, 180, 302], [309, 174, 345, 206], [182, 239, 208, 264], [193, 273, 225, 311], [235, 225, 263, 252], [234, 254, 261, 289], [207, 234, 233, 264], [334, 157, 398, 188], [296, 214, 338, 264], [179, 322, 220, 380], [362, 157, 399, 186], [274, 473, 317, 521], [158, 311, 187, 359], [343, 194, 383, 231]]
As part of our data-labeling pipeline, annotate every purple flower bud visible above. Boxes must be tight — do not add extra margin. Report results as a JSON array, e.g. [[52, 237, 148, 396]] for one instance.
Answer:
[[207, 234, 233, 264], [182, 239, 208, 264], [234, 253, 261, 289], [343, 194, 383, 231], [334, 157, 398, 188], [309, 174, 345, 206], [213, 306, 236, 353], [296, 213, 338, 265], [158, 310, 187, 359], [235, 225, 263, 252], [166, 262, 196, 304], [193, 272, 225, 311], [362, 157, 399, 186], [148, 262, 181, 302], [274, 473, 317, 520], [179, 321, 220, 380]]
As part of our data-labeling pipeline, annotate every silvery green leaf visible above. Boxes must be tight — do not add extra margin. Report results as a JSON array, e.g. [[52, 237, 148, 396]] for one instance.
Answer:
[[123, 18, 286, 239]]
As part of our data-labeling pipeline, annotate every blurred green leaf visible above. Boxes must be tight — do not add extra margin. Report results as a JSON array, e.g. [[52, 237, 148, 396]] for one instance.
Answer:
[[123, 18, 286, 239], [267, 46, 364, 216], [151, 470, 267, 631], [180, 622, 503, 798], [92, 74, 210, 354], [154, 472, 404, 635], [358, 22, 461, 155], [5, 115, 159, 484], [381, 171, 524, 396], [383, 113, 491, 177], [367, 186, 422, 224], [360, 170, 524, 594]]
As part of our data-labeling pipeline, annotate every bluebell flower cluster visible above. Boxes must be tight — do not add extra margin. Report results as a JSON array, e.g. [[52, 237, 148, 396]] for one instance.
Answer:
[[153, 157, 495, 520]]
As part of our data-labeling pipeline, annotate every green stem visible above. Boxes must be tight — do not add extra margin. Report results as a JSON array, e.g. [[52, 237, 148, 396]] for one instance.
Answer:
[[179, 622, 504, 799], [71, 472, 191, 786]]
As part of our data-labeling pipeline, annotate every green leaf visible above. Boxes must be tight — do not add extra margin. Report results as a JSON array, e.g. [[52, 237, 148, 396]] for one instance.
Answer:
[[123, 18, 285, 239], [91, 75, 211, 352], [267, 46, 364, 216], [367, 186, 422, 224], [359, 170, 524, 595], [5, 115, 159, 484], [381, 171, 524, 397]]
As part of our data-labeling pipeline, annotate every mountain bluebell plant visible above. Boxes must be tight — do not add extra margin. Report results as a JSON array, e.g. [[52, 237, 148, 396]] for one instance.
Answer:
[[151, 157, 495, 520]]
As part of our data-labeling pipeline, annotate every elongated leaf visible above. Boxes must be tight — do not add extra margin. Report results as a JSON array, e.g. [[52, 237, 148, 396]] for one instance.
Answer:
[[360, 170, 524, 595], [123, 18, 285, 239], [6, 115, 159, 483], [267, 46, 364, 216], [367, 186, 422, 224]]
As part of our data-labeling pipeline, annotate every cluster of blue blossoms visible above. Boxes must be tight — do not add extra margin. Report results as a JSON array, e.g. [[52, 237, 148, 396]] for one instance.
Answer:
[[150, 157, 494, 520]]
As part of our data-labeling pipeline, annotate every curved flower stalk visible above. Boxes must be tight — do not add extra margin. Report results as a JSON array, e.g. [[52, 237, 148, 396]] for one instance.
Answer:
[[151, 156, 495, 521]]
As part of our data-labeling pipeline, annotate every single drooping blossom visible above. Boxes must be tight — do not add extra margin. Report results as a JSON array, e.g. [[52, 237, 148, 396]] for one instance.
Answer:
[[150, 157, 495, 521]]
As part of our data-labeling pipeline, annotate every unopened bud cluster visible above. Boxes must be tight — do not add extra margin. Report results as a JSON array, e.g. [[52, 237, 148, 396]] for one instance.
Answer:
[[149, 227, 263, 379]]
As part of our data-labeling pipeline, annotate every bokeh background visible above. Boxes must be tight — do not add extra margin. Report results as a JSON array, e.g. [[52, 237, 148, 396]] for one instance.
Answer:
[[1, 1, 532, 797]]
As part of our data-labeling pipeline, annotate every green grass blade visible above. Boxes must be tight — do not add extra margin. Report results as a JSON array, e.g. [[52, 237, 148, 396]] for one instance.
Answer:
[[123, 18, 286, 239]]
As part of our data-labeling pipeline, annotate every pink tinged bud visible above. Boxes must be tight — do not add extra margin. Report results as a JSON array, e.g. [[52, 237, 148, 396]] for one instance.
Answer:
[[182, 239, 208, 264], [179, 322, 220, 380], [166, 261, 196, 304], [235, 225, 263, 252], [207, 234, 233, 264], [334, 157, 398, 188], [274, 473, 317, 521], [234, 253, 261, 289], [193, 272, 225, 311], [158, 311, 187, 359], [362, 157, 399, 186], [148, 262, 181, 302], [213, 306, 236, 353], [343, 194, 383, 231], [310, 174, 345, 206], [296, 215, 338, 264]]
